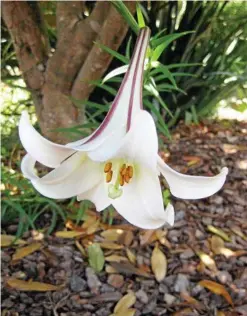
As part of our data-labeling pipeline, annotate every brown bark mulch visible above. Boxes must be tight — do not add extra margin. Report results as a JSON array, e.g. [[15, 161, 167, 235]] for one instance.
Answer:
[[1, 120, 247, 316]]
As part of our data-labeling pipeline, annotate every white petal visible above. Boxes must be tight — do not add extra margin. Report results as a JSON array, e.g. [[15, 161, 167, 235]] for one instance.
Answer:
[[19, 111, 75, 168], [66, 28, 151, 161], [21, 152, 102, 199], [157, 155, 228, 199], [112, 167, 174, 229], [77, 181, 111, 212], [115, 110, 158, 170]]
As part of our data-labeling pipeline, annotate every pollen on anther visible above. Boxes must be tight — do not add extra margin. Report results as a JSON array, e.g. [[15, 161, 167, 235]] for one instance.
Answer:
[[106, 171, 113, 183], [104, 162, 112, 173], [124, 173, 130, 183], [127, 166, 133, 178], [119, 174, 124, 186]]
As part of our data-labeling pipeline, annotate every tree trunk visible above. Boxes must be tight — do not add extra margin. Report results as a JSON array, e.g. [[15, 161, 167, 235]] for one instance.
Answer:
[[2, 1, 136, 143]]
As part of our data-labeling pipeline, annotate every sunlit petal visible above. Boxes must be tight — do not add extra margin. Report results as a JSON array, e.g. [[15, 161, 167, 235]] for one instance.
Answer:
[[21, 152, 101, 199], [77, 181, 111, 212], [112, 167, 174, 229], [19, 111, 75, 168], [157, 155, 228, 199], [115, 110, 158, 170], [66, 28, 151, 161]]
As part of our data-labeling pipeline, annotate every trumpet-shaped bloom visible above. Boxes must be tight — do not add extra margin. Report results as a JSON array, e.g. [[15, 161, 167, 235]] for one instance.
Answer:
[[19, 27, 228, 229]]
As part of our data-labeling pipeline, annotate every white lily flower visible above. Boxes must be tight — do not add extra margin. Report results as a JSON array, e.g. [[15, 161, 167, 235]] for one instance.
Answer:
[[19, 27, 228, 229]]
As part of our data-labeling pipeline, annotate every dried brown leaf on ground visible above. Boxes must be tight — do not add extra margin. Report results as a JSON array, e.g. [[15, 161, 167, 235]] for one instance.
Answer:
[[199, 280, 234, 307], [99, 241, 124, 250], [180, 292, 204, 309], [105, 255, 128, 263], [211, 236, 225, 255], [126, 248, 136, 264], [12, 242, 42, 261], [151, 243, 167, 282], [112, 309, 136, 316], [101, 229, 124, 242], [114, 291, 136, 313], [207, 225, 231, 241], [55, 230, 85, 238], [197, 251, 218, 272], [110, 262, 151, 278], [6, 278, 62, 291], [1, 234, 26, 247]]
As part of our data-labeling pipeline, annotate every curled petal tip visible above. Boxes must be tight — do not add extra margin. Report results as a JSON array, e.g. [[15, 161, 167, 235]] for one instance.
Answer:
[[165, 203, 175, 226], [221, 167, 229, 175]]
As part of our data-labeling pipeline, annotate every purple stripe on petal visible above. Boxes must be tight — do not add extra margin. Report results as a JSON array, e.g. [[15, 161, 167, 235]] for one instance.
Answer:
[[127, 27, 150, 130], [74, 28, 148, 147]]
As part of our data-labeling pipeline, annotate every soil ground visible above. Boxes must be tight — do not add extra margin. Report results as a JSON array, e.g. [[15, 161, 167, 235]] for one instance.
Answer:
[[2, 121, 247, 316]]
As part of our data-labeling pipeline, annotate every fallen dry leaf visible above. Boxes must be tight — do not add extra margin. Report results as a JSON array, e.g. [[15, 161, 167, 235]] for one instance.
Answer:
[[151, 244, 167, 282], [55, 230, 85, 238], [101, 229, 124, 242], [140, 229, 155, 245], [216, 311, 226, 316], [12, 242, 42, 261], [119, 230, 134, 246], [210, 236, 246, 258], [65, 220, 85, 232], [199, 280, 233, 307], [210, 236, 225, 255], [197, 252, 217, 272], [180, 292, 203, 309], [207, 225, 231, 242], [6, 278, 62, 291], [173, 308, 194, 316], [99, 242, 124, 250], [114, 291, 136, 313], [105, 255, 128, 263], [105, 264, 118, 274], [75, 240, 87, 257], [114, 308, 136, 316], [230, 225, 247, 240], [110, 262, 151, 278], [86, 219, 100, 235], [126, 248, 136, 265], [1, 235, 26, 247]]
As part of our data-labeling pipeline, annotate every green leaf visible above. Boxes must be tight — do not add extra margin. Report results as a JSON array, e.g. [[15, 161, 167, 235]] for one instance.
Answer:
[[88, 243, 105, 272], [167, 63, 202, 69], [151, 32, 193, 62], [110, 1, 139, 34], [163, 189, 171, 206], [150, 63, 177, 87], [95, 42, 129, 64], [191, 105, 199, 124], [136, 3, 145, 28]]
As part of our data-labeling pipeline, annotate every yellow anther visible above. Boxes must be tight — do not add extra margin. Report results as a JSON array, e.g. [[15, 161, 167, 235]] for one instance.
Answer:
[[106, 171, 113, 183], [124, 173, 130, 184], [119, 174, 124, 186], [127, 166, 133, 178], [120, 164, 126, 172], [104, 162, 112, 173]]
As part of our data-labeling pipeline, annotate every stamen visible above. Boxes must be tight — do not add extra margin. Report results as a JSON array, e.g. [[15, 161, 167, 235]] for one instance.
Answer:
[[120, 164, 126, 176], [127, 166, 133, 178], [104, 162, 112, 173], [119, 174, 124, 186], [106, 171, 113, 183], [124, 173, 130, 183]]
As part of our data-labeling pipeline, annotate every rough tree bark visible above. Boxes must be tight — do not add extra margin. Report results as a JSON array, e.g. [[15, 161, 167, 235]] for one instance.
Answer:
[[2, 1, 136, 143]]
